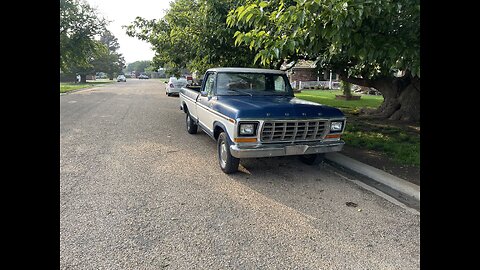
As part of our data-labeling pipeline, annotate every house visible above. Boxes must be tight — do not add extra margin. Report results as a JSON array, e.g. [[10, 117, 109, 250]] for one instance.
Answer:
[[282, 60, 340, 89]]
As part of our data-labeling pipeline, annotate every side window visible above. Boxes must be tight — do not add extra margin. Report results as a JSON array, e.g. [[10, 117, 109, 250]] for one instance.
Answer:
[[274, 76, 286, 92], [204, 73, 215, 96]]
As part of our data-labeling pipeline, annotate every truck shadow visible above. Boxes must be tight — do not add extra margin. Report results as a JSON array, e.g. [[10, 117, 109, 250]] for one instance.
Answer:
[[221, 154, 409, 225]]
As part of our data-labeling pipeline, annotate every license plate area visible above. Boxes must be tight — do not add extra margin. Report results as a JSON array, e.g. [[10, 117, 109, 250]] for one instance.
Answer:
[[285, 145, 308, 155]]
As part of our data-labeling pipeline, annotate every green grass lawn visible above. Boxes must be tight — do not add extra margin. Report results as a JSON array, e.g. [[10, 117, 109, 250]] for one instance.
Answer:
[[295, 90, 383, 113], [341, 121, 420, 166], [60, 79, 114, 93], [295, 90, 419, 166]]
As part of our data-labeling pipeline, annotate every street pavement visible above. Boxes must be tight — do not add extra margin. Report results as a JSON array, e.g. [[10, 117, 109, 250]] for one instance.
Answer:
[[60, 79, 420, 269]]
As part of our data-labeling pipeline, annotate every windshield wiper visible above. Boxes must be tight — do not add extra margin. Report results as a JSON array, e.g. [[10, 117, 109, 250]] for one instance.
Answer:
[[262, 92, 288, 96], [228, 89, 253, 97]]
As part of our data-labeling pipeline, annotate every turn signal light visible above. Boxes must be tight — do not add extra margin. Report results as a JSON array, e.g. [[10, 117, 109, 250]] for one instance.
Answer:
[[325, 134, 342, 139], [234, 138, 257, 143]]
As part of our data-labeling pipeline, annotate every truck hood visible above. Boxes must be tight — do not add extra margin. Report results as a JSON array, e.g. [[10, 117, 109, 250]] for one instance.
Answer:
[[213, 96, 344, 119]]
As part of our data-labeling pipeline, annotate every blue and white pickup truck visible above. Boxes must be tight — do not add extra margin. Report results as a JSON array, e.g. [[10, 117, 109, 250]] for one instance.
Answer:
[[179, 67, 346, 173]]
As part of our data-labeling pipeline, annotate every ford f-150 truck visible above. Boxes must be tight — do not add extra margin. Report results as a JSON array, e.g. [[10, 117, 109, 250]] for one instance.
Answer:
[[179, 67, 346, 173]]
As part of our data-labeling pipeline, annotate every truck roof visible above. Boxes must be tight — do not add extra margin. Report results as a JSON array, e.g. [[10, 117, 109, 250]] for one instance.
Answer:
[[206, 67, 286, 74]]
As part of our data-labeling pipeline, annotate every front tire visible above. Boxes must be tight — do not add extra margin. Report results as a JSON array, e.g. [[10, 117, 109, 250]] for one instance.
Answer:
[[186, 113, 198, 134], [299, 153, 325, 165], [217, 132, 240, 174]]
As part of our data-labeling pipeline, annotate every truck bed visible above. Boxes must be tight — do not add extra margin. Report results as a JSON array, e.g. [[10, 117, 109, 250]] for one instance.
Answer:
[[180, 85, 201, 98]]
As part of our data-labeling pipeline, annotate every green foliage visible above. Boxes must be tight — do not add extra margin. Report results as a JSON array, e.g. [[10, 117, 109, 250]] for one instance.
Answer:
[[296, 89, 418, 166], [60, 1, 125, 80], [227, 0, 420, 78], [93, 31, 126, 79], [125, 0, 262, 76], [60, 0, 108, 73], [342, 122, 420, 166], [126, 60, 152, 74]]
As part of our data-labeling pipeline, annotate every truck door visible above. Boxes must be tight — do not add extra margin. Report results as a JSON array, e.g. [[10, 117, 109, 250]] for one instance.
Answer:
[[196, 72, 217, 134]]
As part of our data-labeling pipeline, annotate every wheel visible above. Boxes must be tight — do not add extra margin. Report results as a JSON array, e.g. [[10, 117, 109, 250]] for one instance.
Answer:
[[299, 153, 325, 165], [186, 113, 198, 134], [167, 92, 172, 96], [217, 132, 240, 174]]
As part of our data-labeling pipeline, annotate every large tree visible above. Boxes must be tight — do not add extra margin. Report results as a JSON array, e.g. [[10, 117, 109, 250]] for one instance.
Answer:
[[227, 0, 420, 121], [60, 0, 107, 79], [96, 30, 126, 80], [125, 0, 261, 77], [125, 60, 152, 77]]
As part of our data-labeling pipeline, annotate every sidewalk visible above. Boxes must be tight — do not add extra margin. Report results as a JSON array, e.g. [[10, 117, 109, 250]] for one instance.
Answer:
[[325, 152, 420, 203]]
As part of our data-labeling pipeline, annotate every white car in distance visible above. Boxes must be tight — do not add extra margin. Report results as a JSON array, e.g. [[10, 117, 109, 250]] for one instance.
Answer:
[[165, 77, 188, 96]]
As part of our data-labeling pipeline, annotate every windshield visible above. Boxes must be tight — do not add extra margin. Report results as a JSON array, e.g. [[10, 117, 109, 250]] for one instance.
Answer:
[[216, 72, 293, 96]]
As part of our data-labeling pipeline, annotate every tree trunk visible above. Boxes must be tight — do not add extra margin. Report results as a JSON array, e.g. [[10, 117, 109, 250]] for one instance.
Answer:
[[341, 81, 352, 98], [339, 72, 420, 122], [372, 76, 420, 122], [80, 74, 87, 83]]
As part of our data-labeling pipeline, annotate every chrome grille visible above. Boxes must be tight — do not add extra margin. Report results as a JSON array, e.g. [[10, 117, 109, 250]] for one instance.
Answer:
[[260, 120, 327, 142]]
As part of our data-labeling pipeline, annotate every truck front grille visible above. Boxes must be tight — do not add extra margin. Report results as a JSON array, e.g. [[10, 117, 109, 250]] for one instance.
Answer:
[[260, 120, 327, 143]]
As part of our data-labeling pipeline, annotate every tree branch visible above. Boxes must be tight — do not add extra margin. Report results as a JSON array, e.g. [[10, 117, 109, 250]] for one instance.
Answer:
[[337, 71, 374, 88]]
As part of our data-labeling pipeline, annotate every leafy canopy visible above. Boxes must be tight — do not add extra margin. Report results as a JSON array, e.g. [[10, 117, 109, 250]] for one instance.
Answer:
[[60, 0, 107, 73], [125, 0, 261, 76], [227, 0, 420, 79], [125, 61, 152, 75], [60, 0, 125, 79]]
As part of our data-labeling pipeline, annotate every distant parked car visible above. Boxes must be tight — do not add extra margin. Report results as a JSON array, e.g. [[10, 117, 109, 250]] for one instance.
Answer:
[[138, 74, 149, 79], [165, 77, 188, 96], [117, 75, 126, 82], [184, 75, 193, 84]]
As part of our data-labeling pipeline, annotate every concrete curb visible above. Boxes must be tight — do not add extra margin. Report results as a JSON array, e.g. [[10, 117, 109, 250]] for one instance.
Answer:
[[325, 152, 420, 201]]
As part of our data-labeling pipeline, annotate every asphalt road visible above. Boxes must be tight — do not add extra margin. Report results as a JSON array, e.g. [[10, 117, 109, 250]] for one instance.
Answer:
[[60, 79, 420, 269]]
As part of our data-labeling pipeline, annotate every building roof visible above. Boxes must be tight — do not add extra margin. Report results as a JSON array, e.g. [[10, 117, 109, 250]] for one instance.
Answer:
[[281, 60, 317, 70], [293, 60, 317, 68]]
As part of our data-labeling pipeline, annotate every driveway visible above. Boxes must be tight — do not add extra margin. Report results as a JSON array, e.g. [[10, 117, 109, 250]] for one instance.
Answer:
[[60, 79, 420, 269]]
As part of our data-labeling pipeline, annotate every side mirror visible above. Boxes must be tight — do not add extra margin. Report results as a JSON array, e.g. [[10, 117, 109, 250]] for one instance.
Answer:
[[200, 91, 208, 97]]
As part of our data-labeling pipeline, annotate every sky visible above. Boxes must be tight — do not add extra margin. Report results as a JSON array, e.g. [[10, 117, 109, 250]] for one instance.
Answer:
[[85, 0, 172, 64]]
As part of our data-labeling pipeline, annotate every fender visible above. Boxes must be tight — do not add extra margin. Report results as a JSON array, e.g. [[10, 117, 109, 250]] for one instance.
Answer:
[[213, 121, 234, 145]]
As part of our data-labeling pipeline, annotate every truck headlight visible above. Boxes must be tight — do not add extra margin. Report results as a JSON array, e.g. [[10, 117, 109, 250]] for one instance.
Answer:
[[330, 121, 343, 132], [239, 123, 255, 135]]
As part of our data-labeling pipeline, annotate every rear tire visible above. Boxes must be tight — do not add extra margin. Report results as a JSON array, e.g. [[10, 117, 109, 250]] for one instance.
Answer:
[[186, 113, 198, 134], [218, 132, 239, 174], [299, 153, 325, 165]]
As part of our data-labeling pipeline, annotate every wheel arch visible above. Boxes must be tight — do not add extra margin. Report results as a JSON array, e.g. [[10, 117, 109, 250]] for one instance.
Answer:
[[214, 121, 237, 145], [213, 122, 225, 141], [181, 102, 188, 113]]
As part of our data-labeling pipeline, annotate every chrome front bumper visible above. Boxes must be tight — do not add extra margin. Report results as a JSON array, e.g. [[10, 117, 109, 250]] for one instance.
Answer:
[[229, 140, 345, 158]]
